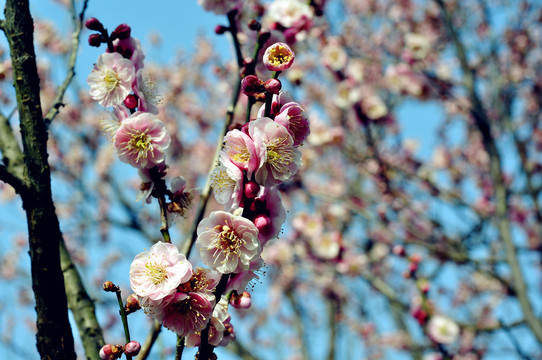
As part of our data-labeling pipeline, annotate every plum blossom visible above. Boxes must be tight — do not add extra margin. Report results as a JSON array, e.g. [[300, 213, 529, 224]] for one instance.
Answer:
[[87, 52, 135, 107], [267, 0, 313, 30], [322, 40, 348, 71], [132, 70, 162, 114], [196, 211, 261, 274], [274, 102, 310, 147], [129, 241, 193, 302], [113, 112, 171, 169], [249, 117, 302, 187], [223, 129, 260, 178], [110, 37, 145, 71], [404, 33, 431, 60], [427, 315, 460, 344], [263, 42, 295, 72], [185, 297, 236, 347], [210, 153, 244, 210], [246, 186, 286, 246], [158, 292, 214, 337]]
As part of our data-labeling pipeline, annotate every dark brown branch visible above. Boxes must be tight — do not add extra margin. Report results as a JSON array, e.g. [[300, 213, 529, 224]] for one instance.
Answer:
[[4, 0, 76, 358]]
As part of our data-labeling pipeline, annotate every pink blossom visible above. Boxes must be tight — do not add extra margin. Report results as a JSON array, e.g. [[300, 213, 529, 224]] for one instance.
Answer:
[[132, 70, 161, 114], [113, 112, 171, 169], [223, 129, 260, 178], [266, 0, 313, 32], [197, 0, 241, 14], [210, 153, 244, 210], [274, 102, 310, 147], [87, 52, 135, 107], [247, 186, 286, 246], [185, 298, 235, 348], [110, 37, 145, 71], [159, 292, 214, 338], [129, 242, 193, 302], [249, 117, 302, 187], [263, 42, 295, 72], [196, 211, 261, 274]]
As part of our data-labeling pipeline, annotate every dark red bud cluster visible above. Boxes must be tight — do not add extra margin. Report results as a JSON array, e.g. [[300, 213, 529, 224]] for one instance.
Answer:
[[85, 17, 104, 32], [248, 19, 261, 31]]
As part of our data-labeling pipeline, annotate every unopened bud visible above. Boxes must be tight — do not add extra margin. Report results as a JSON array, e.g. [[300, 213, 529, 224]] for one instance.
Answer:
[[215, 25, 229, 35], [230, 291, 252, 309], [124, 294, 141, 315], [102, 281, 118, 292], [244, 181, 260, 198], [99, 344, 123, 360], [258, 30, 271, 45], [124, 94, 138, 109], [124, 341, 141, 356], [88, 34, 103, 47], [248, 19, 261, 31], [111, 24, 131, 40], [254, 215, 271, 232], [264, 78, 281, 94], [241, 75, 264, 97], [85, 17, 104, 32]]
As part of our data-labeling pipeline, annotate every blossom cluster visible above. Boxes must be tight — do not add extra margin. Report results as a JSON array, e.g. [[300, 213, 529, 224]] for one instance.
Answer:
[[86, 19, 169, 172]]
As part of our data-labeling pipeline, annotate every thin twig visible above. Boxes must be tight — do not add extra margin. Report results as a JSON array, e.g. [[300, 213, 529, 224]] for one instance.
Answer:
[[44, 0, 89, 128]]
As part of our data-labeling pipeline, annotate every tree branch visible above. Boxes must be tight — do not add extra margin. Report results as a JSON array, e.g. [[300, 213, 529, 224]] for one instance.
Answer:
[[435, 0, 542, 345], [44, 0, 89, 128]]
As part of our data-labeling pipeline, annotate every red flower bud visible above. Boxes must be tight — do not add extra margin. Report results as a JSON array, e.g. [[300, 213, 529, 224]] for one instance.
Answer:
[[88, 34, 103, 47], [241, 75, 264, 97], [111, 24, 131, 41], [258, 30, 271, 45], [102, 281, 118, 292], [124, 341, 141, 356], [230, 291, 252, 309], [248, 19, 261, 31], [215, 25, 229, 35], [264, 78, 282, 94], [124, 294, 141, 315], [85, 17, 104, 32], [244, 181, 260, 199], [124, 94, 138, 110]]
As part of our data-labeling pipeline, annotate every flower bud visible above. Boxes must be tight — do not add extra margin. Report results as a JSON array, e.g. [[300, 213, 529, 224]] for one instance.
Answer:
[[258, 30, 271, 45], [241, 75, 264, 97], [215, 25, 229, 35], [264, 79, 282, 94], [88, 34, 103, 47], [102, 281, 118, 292], [124, 294, 141, 315], [124, 94, 138, 110], [111, 24, 131, 41], [124, 341, 141, 356], [244, 181, 260, 198], [99, 344, 123, 360], [254, 214, 271, 232], [263, 42, 295, 72], [248, 19, 261, 31], [230, 291, 252, 309], [85, 17, 104, 32]]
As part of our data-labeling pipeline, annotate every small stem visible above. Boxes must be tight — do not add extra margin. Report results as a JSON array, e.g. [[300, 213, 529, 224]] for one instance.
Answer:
[[197, 274, 231, 360], [115, 290, 132, 360], [158, 195, 171, 243], [175, 336, 185, 360]]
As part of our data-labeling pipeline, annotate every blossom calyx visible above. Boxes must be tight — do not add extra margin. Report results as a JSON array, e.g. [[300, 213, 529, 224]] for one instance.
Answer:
[[99, 344, 123, 360], [124, 294, 141, 315], [103, 281, 119, 292], [241, 75, 265, 97], [263, 42, 295, 72]]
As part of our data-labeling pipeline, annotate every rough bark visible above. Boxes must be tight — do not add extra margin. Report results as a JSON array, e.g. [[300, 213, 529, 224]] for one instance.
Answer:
[[4, 1, 76, 359]]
